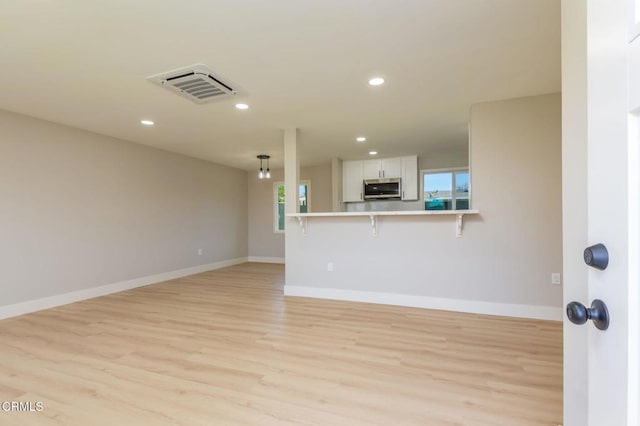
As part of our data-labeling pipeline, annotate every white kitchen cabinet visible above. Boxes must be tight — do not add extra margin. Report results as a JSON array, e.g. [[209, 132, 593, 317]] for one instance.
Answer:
[[362, 158, 403, 179], [363, 160, 382, 179], [342, 160, 364, 202], [382, 158, 402, 178], [401, 155, 418, 200]]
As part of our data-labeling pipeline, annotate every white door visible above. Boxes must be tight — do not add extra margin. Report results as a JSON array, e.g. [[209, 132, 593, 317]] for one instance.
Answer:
[[627, 1, 640, 423], [563, 1, 639, 425]]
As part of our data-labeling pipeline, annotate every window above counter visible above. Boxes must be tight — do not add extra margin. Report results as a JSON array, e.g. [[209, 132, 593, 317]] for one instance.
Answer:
[[422, 168, 470, 211]]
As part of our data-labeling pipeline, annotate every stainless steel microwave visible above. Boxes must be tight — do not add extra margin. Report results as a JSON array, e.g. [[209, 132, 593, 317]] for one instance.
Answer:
[[363, 178, 402, 200]]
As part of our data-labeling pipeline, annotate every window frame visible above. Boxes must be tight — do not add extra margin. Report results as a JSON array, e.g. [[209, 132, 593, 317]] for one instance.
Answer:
[[273, 180, 311, 233], [420, 167, 470, 211]]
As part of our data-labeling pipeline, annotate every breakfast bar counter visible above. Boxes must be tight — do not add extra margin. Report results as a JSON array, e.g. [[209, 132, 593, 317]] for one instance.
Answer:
[[286, 210, 480, 237]]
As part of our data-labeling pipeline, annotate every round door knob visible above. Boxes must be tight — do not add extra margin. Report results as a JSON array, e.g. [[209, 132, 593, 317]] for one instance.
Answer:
[[566, 301, 589, 324], [566, 299, 610, 330]]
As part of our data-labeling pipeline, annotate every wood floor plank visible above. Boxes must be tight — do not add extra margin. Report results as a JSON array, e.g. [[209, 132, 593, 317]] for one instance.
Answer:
[[0, 263, 562, 425]]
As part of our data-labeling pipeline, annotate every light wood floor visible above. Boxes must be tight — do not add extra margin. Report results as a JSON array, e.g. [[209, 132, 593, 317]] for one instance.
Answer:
[[0, 263, 562, 425]]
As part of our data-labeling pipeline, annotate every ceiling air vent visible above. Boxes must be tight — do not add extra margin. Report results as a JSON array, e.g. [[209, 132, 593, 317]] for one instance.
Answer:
[[147, 64, 241, 104]]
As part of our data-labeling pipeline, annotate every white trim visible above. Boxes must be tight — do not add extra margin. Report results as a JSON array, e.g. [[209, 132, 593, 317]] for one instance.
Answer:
[[420, 166, 469, 174], [0, 257, 248, 321], [629, 0, 640, 42], [284, 285, 562, 321], [248, 256, 285, 264]]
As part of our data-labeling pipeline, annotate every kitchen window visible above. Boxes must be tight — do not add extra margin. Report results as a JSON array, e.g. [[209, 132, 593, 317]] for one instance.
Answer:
[[274, 181, 310, 232], [422, 168, 469, 210]]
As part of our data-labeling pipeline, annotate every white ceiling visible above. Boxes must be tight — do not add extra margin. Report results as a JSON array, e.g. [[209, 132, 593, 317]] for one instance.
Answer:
[[0, 0, 560, 170]]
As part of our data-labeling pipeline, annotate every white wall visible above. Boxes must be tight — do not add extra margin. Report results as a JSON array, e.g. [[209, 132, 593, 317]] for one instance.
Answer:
[[331, 157, 343, 213], [0, 109, 248, 311], [247, 164, 332, 260], [418, 146, 469, 170], [285, 93, 563, 319], [304, 164, 333, 213], [470, 92, 563, 310]]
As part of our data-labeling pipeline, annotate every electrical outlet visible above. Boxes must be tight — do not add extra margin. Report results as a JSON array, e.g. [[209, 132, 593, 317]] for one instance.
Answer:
[[327, 262, 334, 272], [551, 273, 561, 285], [198, 248, 203, 256]]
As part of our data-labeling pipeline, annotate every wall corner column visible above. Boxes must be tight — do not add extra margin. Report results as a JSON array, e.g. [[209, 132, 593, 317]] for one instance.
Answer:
[[331, 157, 343, 212], [284, 128, 299, 215]]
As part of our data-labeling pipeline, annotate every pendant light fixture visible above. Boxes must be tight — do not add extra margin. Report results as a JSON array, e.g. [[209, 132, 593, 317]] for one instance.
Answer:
[[257, 155, 271, 179]]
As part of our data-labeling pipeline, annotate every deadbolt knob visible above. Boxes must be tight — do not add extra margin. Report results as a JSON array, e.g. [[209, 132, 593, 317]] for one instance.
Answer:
[[583, 243, 609, 270], [566, 299, 610, 330]]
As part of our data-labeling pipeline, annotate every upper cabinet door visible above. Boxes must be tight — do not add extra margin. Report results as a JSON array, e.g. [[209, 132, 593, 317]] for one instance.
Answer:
[[363, 158, 402, 179], [401, 156, 418, 200], [362, 159, 382, 179], [381, 158, 402, 178], [342, 160, 364, 202]]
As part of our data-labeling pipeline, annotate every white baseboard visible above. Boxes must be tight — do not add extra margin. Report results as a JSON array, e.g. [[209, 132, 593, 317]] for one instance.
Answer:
[[0, 257, 248, 321], [284, 285, 562, 321], [248, 256, 285, 264]]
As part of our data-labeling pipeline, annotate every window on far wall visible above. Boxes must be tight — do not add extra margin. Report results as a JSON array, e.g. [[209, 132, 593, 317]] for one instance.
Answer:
[[422, 169, 469, 211], [274, 181, 310, 232]]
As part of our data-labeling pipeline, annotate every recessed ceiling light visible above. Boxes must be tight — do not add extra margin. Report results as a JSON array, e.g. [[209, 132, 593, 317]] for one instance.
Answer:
[[369, 151, 378, 155], [140, 120, 154, 126], [235, 103, 249, 110], [356, 137, 366, 142], [368, 77, 385, 86]]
